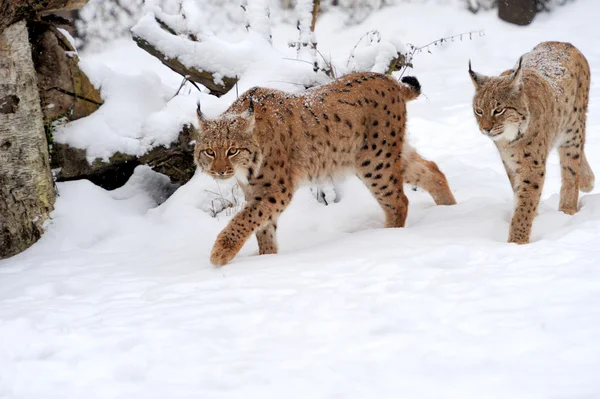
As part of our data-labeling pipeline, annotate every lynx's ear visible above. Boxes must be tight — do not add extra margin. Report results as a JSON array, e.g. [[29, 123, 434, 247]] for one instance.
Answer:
[[468, 60, 488, 87], [510, 56, 524, 92], [195, 101, 207, 139], [196, 101, 207, 123], [240, 109, 256, 136]]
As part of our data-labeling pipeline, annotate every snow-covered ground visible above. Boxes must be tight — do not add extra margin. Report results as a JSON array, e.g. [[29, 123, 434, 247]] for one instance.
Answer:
[[2, 1, 600, 398]]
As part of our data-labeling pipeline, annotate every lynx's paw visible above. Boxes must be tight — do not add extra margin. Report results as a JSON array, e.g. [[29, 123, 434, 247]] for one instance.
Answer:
[[210, 235, 240, 266], [508, 232, 529, 245], [559, 206, 577, 216]]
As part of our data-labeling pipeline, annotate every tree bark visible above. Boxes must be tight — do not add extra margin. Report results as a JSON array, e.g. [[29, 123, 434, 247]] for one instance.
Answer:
[[310, 0, 320, 33], [0, 0, 87, 32], [498, 0, 537, 25], [0, 20, 56, 259]]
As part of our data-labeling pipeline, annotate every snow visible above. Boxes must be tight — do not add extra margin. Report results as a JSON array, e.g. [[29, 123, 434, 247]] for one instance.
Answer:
[[522, 43, 570, 94], [3, 0, 600, 397]]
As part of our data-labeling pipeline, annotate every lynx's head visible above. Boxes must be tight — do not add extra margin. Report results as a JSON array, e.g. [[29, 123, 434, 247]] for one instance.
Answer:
[[194, 104, 262, 181], [469, 57, 530, 142]]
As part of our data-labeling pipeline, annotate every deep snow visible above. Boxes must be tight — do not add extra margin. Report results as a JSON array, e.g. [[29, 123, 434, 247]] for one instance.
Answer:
[[2, 1, 600, 398]]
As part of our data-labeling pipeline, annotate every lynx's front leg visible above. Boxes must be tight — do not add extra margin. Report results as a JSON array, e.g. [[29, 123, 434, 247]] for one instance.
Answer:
[[508, 166, 546, 244], [238, 182, 279, 255], [210, 192, 292, 266]]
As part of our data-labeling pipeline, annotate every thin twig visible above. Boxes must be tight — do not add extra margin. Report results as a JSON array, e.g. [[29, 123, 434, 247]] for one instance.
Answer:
[[398, 30, 485, 78]]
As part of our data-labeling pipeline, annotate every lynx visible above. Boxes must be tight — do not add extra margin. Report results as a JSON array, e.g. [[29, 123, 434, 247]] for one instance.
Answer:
[[195, 72, 456, 266], [469, 41, 593, 244]]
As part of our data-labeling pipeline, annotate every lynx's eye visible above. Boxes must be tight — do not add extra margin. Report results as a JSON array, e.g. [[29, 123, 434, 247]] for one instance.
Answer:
[[227, 148, 239, 157], [474, 108, 483, 116], [493, 108, 506, 116], [204, 149, 215, 157]]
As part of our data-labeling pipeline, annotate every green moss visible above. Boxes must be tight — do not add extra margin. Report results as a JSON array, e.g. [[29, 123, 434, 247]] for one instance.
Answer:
[[44, 114, 69, 159]]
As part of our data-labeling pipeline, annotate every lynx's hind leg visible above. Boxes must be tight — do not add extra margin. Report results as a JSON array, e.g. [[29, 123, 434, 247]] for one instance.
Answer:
[[401, 145, 456, 205], [356, 148, 408, 228], [580, 152, 594, 192], [256, 222, 278, 255], [559, 110, 590, 214], [559, 139, 584, 215], [577, 50, 594, 193]]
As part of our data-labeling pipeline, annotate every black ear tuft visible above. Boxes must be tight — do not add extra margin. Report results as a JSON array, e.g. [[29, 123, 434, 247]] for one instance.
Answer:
[[401, 76, 421, 92], [512, 56, 524, 82], [468, 60, 478, 82]]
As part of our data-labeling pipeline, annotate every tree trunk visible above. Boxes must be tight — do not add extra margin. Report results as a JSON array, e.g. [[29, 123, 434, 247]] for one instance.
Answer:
[[0, 20, 56, 259], [498, 0, 537, 25]]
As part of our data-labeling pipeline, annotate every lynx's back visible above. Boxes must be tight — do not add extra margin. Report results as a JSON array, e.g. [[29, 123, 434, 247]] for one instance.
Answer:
[[517, 41, 590, 137], [226, 72, 420, 185]]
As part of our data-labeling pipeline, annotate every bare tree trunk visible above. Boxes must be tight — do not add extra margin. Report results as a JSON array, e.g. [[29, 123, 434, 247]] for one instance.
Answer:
[[310, 0, 320, 33], [498, 0, 537, 25], [0, 20, 56, 259]]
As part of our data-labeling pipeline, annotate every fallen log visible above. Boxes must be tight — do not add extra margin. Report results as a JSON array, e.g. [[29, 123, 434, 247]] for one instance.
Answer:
[[132, 34, 237, 97]]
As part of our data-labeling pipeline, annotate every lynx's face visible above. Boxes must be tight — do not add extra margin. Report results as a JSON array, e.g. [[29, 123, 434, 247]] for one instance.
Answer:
[[469, 59, 530, 142], [194, 111, 262, 181]]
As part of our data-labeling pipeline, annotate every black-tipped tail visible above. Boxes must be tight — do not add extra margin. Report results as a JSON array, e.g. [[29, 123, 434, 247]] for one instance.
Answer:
[[400, 76, 421, 101]]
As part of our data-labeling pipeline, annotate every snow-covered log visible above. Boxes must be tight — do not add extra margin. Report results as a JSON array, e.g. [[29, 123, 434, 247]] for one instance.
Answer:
[[131, 21, 237, 96], [130, 1, 286, 97], [131, 10, 267, 97], [0, 21, 56, 258]]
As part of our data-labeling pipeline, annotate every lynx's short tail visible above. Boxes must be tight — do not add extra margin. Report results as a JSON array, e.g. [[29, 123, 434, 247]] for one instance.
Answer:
[[399, 76, 421, 102]]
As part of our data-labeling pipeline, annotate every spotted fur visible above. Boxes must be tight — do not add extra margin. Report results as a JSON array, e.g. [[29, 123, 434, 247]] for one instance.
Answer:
[[195, 72, 456, 266], [469, 41, 593, 244]]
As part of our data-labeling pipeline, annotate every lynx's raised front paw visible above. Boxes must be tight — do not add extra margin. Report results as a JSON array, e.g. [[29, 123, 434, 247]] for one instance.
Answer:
[[210, 235, 240, 266]]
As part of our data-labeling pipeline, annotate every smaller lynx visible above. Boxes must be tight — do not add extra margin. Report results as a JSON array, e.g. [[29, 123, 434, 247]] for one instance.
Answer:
[[469, 41, 593, 244], [195, 72, 456, 266]]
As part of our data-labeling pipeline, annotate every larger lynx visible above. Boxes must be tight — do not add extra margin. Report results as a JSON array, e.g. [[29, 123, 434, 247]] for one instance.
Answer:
[[195, 72, 456, 266], [469, 41, 593, 244]]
